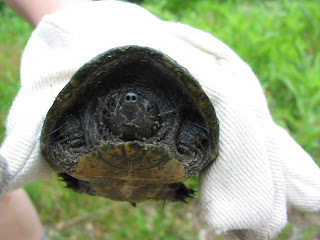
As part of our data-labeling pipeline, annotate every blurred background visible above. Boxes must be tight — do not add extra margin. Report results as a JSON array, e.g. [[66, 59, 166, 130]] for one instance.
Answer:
[[0, 0, 319, 239]]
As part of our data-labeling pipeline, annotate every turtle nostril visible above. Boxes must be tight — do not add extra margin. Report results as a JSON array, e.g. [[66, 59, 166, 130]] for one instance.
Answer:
[[125, 93, 138, 103]]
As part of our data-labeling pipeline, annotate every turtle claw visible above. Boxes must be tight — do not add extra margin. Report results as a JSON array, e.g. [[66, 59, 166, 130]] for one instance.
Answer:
[[175, 186, 195, 203], [59, 173, 79, 190], [161, 200, 167, 210], [166, 183, 195, 203]]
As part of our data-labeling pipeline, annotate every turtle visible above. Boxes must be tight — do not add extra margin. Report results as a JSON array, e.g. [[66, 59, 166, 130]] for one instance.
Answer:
[[40, 45, 219, 204]]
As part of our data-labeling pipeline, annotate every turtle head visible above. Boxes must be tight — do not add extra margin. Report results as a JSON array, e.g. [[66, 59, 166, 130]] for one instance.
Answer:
[[106, 90, 160, 141]]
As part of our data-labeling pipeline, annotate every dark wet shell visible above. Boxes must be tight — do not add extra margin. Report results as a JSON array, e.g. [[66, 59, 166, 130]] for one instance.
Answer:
[[40, 45, 219, 202], [41, 46, 218, 160]]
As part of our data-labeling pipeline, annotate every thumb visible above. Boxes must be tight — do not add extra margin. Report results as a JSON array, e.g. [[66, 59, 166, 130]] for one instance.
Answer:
[[0, 154, 11, 195]]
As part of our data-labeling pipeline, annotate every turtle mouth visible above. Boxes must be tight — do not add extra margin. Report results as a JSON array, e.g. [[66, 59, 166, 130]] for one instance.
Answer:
[[112, 124, 147, 141]]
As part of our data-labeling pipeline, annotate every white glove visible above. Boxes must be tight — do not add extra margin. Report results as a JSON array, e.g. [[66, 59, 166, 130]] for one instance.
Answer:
[[0, 1, 319, 239]]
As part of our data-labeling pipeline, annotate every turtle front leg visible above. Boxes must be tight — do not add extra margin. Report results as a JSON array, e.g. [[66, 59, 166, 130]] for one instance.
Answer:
[[176, 120, 211, 175]]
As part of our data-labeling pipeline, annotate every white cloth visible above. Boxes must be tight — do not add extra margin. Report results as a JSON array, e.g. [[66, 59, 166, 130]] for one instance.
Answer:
[[0, 1, 319, 239]]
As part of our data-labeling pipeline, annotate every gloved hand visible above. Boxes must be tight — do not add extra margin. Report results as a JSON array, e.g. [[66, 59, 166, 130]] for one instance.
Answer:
[[0, 1, 319, 239]]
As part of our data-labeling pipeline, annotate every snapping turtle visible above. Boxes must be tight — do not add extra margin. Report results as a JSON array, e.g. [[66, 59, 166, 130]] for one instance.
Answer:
[[41, 46, 219, 203]]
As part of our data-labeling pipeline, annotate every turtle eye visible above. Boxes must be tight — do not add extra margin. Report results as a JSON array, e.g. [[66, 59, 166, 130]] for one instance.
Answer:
[[107, 97, 116, 113], [146, 101, 158, 118]]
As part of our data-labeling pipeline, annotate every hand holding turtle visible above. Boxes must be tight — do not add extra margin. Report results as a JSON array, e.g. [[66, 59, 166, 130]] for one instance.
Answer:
[[0, 1, 319, 239]]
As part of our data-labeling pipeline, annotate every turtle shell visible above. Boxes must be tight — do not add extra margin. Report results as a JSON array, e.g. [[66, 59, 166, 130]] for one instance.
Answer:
[[41, 45, 219, 203]]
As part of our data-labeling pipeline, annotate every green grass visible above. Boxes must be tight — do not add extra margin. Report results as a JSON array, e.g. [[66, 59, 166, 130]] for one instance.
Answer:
[[141, 0, 320, 163], [1, 1, 319, 239], [0, 7, 32, 140], [25, 176, 207, 240]]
